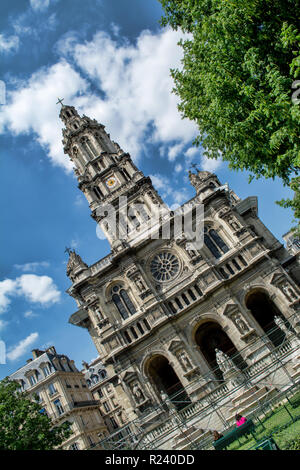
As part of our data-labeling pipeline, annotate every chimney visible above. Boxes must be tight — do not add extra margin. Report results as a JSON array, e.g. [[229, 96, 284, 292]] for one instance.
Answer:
[[46, 346, 57, 355], [32, 349, 45, 359]]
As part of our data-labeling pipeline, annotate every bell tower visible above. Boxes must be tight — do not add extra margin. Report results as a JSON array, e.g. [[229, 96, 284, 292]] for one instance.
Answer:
[[59, 103, 164, 252]]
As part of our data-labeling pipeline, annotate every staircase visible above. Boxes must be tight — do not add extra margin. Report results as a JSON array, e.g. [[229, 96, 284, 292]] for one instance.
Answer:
[[227, 385, 278, 422]]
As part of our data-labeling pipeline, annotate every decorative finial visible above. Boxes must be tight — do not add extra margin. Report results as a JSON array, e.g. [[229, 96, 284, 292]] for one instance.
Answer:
[[64, 246, 72, 255], [56, 97, 64, 106]]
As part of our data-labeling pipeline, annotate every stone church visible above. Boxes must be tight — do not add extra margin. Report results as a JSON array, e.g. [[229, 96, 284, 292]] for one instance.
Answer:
[[60, 103, 300, 449]]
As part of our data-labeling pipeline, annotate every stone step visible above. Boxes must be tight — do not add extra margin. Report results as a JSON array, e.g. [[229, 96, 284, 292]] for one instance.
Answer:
[[291, 369, 300, 380], [172, 429, 211, 450], [231, 385, 260, 406], [227, 388, 278, 423], [229, 386, 270, 413]]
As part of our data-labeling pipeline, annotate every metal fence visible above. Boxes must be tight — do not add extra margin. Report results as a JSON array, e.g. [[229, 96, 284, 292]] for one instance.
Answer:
[[90, 312, 300, 450]]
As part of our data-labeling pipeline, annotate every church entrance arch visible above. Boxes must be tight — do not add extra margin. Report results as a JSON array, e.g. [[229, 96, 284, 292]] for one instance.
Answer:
[[194, 321, 246, 381], [245, 290, 286, 346], [146, 355, 190, 410]]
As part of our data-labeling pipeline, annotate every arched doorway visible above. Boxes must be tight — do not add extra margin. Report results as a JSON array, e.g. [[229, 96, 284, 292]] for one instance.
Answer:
[[194, 321, 246, 381], [147, 355, 190, 410], [246, 290, 286, 346]]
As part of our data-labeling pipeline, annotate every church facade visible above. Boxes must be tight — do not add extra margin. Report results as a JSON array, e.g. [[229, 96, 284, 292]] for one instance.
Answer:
[[60, 104, 300, 449]]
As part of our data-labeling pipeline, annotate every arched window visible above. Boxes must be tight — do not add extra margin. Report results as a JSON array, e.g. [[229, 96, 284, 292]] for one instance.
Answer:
[[204, 227, 229, 258], [111, 285, 136, 320]]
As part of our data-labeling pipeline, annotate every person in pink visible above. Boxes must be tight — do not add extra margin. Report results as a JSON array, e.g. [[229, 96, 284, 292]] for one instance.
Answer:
[[235, 414, 247, 427]]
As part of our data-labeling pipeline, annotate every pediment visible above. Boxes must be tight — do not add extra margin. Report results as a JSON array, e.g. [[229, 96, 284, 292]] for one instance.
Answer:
[[120, 369, 137, 382], [222, 303, 239, 317], [167, 339, 183, 352], [270, 272, 285, 286]]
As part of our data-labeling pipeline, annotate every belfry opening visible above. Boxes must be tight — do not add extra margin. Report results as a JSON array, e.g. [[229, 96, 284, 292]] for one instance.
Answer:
[[147, 355, 190, 410]]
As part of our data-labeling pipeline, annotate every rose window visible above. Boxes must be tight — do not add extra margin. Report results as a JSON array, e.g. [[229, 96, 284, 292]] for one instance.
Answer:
[[150, 252, 180, 282]]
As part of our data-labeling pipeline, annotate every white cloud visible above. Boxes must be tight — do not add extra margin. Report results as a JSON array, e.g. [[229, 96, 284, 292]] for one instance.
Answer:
[[29, 0, 50, 11], [175, 163, 183, 173], [17, 274, 61, 305], [150, 173, 189, 207], [0, 279, 18, 314], [14, 261, 50, 272], [0, 274, 61, 314], [24, 310, 39, 319], [66, 29, 197, 158], [0, 61, 89, 171], [7, 332, 39, 361], [168, 143, 184, 162], [1, 28, 197, 171], [0, 34, 19, 54]]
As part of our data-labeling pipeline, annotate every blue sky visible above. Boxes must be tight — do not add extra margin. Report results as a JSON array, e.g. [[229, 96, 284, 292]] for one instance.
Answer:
[[0, 0, 294, 378]]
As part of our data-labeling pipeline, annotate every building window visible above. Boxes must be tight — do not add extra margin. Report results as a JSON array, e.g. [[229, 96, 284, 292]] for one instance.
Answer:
[[150, 252, 180, 282], [42, 365, 51, 377], [112, 285, 136, 320], [48, 383, 57, 396], [87, 435, 94, 447], [204, 227, 229, 258], [110, 417, 119, 429], [28, 374, 37, 386], [69, 442, 79, 450], [54, 399, 64, 416], [103, 401, 110, 413], [39, 408, 48, 417], [34, 392, 42, 402]]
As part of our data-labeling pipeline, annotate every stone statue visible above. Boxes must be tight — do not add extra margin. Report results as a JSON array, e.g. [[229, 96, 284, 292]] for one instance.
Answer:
[[215, 348, 238, 373], [280, 282, 298, 302], [135, 276, 146, 292], [274, 315, 291, 337], [228, 217, 240, 231], [188, 170, 199, 187], [131, 383, 145, 404], [231, 313, 249, 334], [178, 351, 192, 371]]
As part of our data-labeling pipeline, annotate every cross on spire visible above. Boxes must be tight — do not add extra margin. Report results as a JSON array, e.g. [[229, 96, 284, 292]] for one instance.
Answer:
[[190, 162, 199, 172], [56, 97, 64, 106], [64, 246, 72, 255]]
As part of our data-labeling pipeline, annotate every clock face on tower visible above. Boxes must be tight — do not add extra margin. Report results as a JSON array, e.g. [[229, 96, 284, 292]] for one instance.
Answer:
[[105, 177, 117, 189]]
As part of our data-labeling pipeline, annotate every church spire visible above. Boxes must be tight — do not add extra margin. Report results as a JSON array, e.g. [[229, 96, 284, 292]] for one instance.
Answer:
[[59, 105, 164, 252]]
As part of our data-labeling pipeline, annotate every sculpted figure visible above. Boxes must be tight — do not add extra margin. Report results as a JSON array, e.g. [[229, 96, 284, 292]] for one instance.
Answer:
[[215, 348, 238, 373], [274, 315, 290, 336], [281, 282, 298, 302], [232, 313, 249, 334], [178, 351, 192, 371], [132, 383, 145, 404]]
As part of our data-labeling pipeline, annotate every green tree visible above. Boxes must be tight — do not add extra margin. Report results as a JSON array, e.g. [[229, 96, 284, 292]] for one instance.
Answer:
[[159, 0, 300, 230], [0, 378, 72, 450]]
